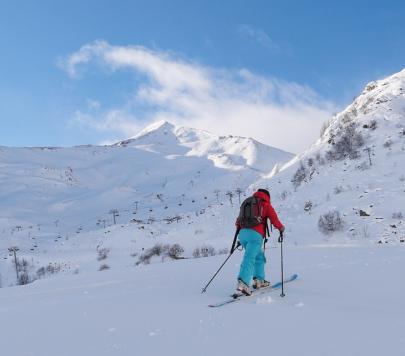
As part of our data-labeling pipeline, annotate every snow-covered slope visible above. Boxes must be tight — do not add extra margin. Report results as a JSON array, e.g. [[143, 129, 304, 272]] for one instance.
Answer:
[[256, 68, 405, 245], [1, 244, 404, 356], [114, 120, 292, 171], [0, 121, 293, 286], [0, 120, 292, 228]]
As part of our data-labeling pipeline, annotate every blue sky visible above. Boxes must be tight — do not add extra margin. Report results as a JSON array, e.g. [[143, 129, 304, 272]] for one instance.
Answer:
[[0, 0, 404, 152]]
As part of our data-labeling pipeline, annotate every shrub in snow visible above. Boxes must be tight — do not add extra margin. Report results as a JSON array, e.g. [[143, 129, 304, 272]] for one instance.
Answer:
[[193, 245, 216, 258], [36, 267, 46, 278], [16, 258, 30, 273], [46, 263, 62, 274], [18, 272, 30, 286], [200, 245, 216, 257], [99, 264, 110, 271], [392, 212, 403, 219], [137, 243, 183, 264], [292, 163, 307, 189], [136, 245, 162, 265], [137, 252, 152, 265], [36, 262, 64, 279], [218, 248, 229, 255], [149, 244, 164, 256], [192, 248, 201, 258], [168, 244, 185, 259], [318, 210, 344, 235], [326, 123, 364, 161], [97, 248, 110, 261]]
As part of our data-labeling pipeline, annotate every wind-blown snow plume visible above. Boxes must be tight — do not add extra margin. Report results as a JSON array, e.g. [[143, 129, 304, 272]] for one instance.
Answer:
[[59, 41, 336, 153]]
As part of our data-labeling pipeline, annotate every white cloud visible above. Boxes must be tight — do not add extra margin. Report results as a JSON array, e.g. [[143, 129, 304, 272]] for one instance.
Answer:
[[60, 40, 337, 153], [70, 101, 141, 137]]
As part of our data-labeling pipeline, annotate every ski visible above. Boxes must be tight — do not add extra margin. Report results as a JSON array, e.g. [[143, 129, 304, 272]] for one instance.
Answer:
[[208, 273, 298, 308]]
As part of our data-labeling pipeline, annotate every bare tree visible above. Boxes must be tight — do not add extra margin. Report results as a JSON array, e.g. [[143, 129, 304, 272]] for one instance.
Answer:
[[326, 123, 364, 161], [214, 189, 221, 203], [292, 163, 307, 189]]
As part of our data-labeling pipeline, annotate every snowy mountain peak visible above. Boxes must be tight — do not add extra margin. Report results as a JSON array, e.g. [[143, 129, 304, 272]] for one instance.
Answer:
[[114, 121, 294, 172], [301, 68, 405, 156], [133, 120, 175, 139]]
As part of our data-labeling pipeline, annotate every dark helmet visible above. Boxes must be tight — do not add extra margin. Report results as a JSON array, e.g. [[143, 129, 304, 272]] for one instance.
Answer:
[[257, 188, 270, 198]]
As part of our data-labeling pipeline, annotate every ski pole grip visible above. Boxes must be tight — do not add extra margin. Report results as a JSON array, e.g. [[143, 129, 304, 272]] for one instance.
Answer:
[[278, 233, 283, 243]]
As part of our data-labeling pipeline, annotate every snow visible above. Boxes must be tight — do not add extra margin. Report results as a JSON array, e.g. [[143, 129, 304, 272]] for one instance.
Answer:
[[0, 244, 404, 356], [1, 69, 405, 355]]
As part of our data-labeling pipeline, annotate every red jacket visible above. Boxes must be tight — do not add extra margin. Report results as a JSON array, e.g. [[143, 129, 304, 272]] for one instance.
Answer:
[[236, 191, 284, 237]]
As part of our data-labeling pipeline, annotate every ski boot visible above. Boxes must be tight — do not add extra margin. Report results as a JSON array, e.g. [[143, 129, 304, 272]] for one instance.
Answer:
[[235, 279, 252, 296], [253, 278, 271, 289]]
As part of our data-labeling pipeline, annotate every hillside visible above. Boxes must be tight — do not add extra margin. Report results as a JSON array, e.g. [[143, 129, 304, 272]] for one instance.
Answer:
[[0, 121, 293, 286], [255, 68, 405, 245]]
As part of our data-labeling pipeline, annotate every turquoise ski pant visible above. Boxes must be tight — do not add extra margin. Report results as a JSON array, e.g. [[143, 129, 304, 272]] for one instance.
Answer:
[[237, 228, 266, 285]]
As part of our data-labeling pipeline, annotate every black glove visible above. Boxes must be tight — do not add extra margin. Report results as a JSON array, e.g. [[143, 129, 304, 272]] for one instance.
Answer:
[[278, 226, 285, 243]]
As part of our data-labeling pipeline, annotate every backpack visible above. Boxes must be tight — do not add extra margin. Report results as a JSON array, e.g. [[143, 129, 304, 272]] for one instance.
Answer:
[[238, 196, 265, 228]]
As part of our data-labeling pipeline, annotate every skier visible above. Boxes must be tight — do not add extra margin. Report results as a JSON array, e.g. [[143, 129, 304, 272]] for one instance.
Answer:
[[235, 188, 285, 295]]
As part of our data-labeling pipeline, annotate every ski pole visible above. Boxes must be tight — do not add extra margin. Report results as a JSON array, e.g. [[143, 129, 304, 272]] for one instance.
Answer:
[[278, 232, 285, 297], [230, 228, 240, 254], [201, 230, 240, 293]]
